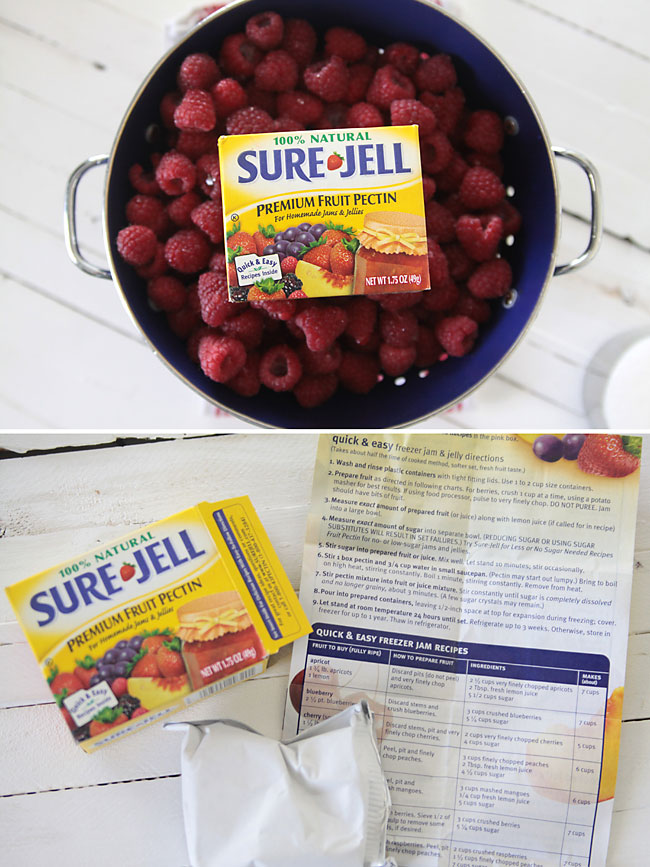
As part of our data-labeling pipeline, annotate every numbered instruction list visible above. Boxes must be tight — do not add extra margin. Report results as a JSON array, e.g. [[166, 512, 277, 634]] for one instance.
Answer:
[[284, 434, 641, 867]]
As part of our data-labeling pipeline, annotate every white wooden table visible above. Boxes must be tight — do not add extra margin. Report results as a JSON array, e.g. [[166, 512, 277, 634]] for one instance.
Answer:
[[0, 434, 648, 865], [1, 1, 649, 429]]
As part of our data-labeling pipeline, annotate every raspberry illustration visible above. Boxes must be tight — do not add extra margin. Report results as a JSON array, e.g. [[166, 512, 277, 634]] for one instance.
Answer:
[[246, 11, 284, 51], [459, 167, 506, 210], [147, 276, 187, 312], [259, 344, 303, 391], [294, 373, 339, 408], [198, 334, 247, 383], [173, 89, 216, 132], [327, 152, 344, 170], [155, 152, 196, 196], [178, 53, 221, 92], [281, 256, 298, 274], [164, 229, 211, 274], [390, 99, 437, 136], [435, 315, 478, 357], [324, 27, 367, 62], [254, 50, 299, 92], [577, 435, 641, 478], [304, 55, 349, 103], [366, 65, 415, 110], [219, 33, 262, 80], [117, 225, 157, 266], [211, 78, 248, 117], [294, 306, 348, 352], [226, 105, 274, 134], [467, 258, 512, 299], [345, 102, 383, 128]]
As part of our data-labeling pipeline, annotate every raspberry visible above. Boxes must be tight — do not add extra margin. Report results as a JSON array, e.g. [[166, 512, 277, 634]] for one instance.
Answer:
[[197, 271, 239, 326], [128, 163, 159, 195], [191, 201, 224, 244], [294, 373, 338, 408], [426, 238, 450, 288], [176, 130, 217, 160], [315, 102, 348, 129], [219, 33, 262, 80], [384, 42, 421, 76], [276, 91, 323, 125], [198, 334, 247, 383], [250, 298, 296, 321], [390, 99, 437, 136], [211, 78, 248, 117], [422, 176, 436, 202], [421, 87, 465, 135], [421, 277, 458, 312], [246, 11, 284, 51], [298, 341, 342, 375], [294, 305, 348, 352], [221, 308, 265, 349], [435, 315, 478, 357], [209, 250, 227, 274], [345, 102, 384, 127], [425, 202, 456, 244], [160, 91, 182, 129], [415, 54, 457, 93], [245, 84, 277, 116], [467, 258, 512, 299], [459, 167, 505, 210], [173, 89, 216, 132], [186, 325, 215, 363], [452, 290, 492, 324], [147, 276, 186, 312], [155, 152, 196, 195], [167, 305, 200, 339], [444, 242, 474, 281], [369, 292, 421, 311], [281, 19, 318, 68], [136, 243, 167, 279], [338, 351, 380, 394], [125, 195, 168, 237], [464, 110, 504, 154], [304, 55, 349, 103], [167, 191, 202, 227], [442, 192, 465, 218], [486, 200, 522, 236], [420, 131, 452, 174], [344, 63, 375, 105], [254, 50, 299, 92], [226, 106, 274, 134], [415, 325, 443, 367], [380, 343, 417, 376], [435, 152, 468, 193], [259, 344, 302, 391], [281, 256, 298, 274], [324, 27, 367, 62], [456, 214, 503, 262], [117, 225, 157, 266], [164, 229, 211, 274], [195, 154, 222, 200], [344, 297, 377, 345], [228, 352, 261, 397], [380, 309, 418, 347], [178, 53, 220, 92], [366, 65, 415, 110], [273, 115, 305, 132], [467, 151, 504, 177]]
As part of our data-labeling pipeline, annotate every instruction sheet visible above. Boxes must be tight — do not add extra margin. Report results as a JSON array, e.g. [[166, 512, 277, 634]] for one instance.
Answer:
[[283, 433, 641, 867]]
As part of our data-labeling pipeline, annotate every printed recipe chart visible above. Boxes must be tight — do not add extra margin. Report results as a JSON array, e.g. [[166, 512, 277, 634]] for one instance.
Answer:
[[284, 434, 641, 867]]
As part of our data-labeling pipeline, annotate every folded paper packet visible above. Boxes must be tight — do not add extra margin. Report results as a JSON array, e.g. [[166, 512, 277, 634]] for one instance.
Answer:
[[166, 700, 396, 867]]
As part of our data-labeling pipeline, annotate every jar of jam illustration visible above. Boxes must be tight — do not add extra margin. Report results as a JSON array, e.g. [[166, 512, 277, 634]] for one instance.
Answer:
[[353, 211, 429, 295]]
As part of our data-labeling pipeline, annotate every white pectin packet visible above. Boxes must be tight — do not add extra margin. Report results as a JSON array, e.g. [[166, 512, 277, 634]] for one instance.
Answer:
[[166, 700, 396, 867]]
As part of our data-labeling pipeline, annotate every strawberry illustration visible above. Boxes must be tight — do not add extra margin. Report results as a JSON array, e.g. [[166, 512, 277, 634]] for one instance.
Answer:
[[577, 435, 641, 478], [157, 638, 186, 678], [330, 237, 359, 276], [303, 240, 332, 271], [327, 152, 343, 170], [89, 707, 128, 738], [226, 221, 257, 255], [321, 227, 353, 247], [120, 563, 136, 581], [48, 667, 83, 698], [74, 655, 97, 688], [140, 629, 172, 655]]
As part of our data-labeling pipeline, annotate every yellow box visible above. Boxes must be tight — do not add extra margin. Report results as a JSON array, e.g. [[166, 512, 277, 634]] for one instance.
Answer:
[[219, 125, 429, 301], [6, 497, 311, 751]]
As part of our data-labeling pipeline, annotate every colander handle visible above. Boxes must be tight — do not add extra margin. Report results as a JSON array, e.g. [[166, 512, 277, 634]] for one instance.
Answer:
[[552, 147, 603, 276], [64, 154, 112, 279]]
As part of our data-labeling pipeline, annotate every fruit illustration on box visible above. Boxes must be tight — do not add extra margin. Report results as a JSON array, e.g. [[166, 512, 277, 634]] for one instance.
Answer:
[[521, 433, 641, 477], [327, 152, 344, 170], [120, 563, 136, 581], [598, 686, 623, 802]]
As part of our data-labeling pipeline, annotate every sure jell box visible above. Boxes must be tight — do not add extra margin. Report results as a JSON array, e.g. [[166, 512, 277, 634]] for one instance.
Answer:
[[6, 497, 311, 751], [219, 124, 430, 301]]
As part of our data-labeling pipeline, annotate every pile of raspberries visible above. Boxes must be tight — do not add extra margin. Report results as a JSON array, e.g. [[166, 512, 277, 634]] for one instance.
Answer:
[[116, 10, 521, 409]]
